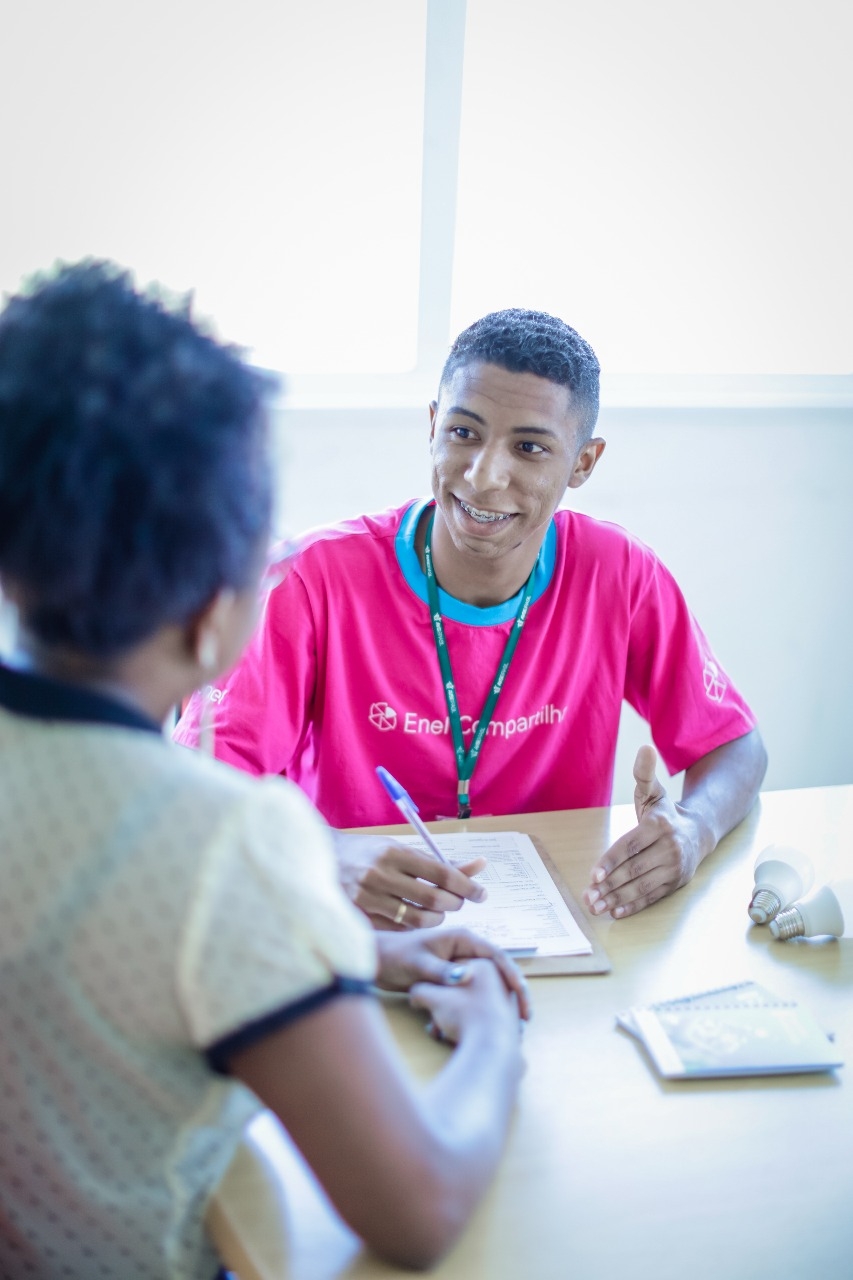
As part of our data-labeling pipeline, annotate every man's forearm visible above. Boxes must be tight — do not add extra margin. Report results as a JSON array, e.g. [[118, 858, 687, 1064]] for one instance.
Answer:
[[679, 728, 768, 860]]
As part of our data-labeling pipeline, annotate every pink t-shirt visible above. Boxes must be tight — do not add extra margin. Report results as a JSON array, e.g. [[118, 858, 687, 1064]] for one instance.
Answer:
[[174, 499, 755, 827]]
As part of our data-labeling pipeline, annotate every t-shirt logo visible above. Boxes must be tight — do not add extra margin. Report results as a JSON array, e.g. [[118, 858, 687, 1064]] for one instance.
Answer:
[[703, 659, 727, 703], [369, 701, 398, 730]]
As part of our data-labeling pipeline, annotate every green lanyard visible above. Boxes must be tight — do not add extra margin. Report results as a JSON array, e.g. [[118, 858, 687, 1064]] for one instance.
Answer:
[[423, 510, 537, 818]]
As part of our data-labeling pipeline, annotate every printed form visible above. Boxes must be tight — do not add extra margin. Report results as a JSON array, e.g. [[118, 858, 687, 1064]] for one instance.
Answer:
[[400, 830, 592, 957]]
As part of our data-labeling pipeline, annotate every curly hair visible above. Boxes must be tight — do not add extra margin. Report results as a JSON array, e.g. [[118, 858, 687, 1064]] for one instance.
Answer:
[[0, 261, 274, 656], [440, 308, 600, 437]]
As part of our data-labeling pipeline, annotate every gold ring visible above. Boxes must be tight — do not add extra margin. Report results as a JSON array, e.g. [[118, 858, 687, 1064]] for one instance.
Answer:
[[394, 901, 408, 926]]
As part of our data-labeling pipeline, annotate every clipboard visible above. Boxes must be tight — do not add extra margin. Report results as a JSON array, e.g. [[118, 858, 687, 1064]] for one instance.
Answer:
[[396, 828, 611, 977], [518, 837, 611, 977]]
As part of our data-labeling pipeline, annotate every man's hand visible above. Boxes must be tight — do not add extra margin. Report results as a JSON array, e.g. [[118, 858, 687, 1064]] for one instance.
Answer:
[[583, 745, 707, 919], [584, 730, 766, 919], [375, 928, 532, 1021], [333, 831, 487, 930]]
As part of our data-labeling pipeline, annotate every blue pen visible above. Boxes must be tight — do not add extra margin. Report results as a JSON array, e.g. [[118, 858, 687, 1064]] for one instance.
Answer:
[[376, 766, 451, 865]]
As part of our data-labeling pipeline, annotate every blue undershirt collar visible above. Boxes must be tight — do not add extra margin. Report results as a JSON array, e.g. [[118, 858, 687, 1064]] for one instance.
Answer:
[[395, 498, 557, 625]]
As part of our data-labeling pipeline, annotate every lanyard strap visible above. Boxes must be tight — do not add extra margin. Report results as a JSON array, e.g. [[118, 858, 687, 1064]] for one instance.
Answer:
[[423, 511, 537, 818]]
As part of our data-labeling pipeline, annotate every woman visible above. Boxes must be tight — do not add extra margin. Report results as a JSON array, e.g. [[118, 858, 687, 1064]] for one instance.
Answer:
[[0, 262, 528, 1278]]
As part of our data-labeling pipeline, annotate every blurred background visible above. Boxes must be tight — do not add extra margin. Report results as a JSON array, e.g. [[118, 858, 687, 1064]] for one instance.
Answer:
[[2, 0, 850, 800]]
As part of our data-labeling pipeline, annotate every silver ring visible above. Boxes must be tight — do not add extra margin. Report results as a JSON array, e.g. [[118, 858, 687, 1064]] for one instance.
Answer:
[[394, 901, 408, 926]]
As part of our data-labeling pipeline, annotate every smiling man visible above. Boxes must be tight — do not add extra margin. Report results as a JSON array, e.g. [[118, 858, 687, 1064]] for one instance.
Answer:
[[175, 309, 766, 928]]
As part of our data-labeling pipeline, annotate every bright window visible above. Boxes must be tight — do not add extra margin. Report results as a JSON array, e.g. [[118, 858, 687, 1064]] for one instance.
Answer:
[[2, 1, 850, 394], [0, 0, 426, 374], [452, 0, 853, 376]]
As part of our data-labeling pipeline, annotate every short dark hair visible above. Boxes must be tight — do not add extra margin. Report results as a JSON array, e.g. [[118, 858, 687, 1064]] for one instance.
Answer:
[[0, 260, 274, 656], [439, 308, 600, 437]]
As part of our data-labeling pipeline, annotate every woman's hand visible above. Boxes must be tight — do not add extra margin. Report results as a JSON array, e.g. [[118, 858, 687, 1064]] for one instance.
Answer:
[[409, 957, 525, 1047], [376, 928, 532, 1021]]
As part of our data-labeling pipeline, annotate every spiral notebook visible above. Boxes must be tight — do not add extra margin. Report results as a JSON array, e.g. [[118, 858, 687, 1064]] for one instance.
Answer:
[[617, 981, 843, 1078]]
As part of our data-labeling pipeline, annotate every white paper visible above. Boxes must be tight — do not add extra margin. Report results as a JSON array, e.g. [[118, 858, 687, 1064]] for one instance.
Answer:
[[399, 830, 593, 957]]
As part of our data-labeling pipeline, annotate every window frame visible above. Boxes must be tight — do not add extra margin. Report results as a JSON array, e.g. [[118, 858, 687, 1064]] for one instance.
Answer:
[[285, 0, 853, 412]]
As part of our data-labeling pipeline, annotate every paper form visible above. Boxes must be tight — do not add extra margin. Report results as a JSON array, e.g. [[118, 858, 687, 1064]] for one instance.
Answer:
[[399, 830, 593, 957]]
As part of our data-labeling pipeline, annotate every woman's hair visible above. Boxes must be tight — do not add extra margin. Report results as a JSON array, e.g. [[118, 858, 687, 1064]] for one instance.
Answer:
[[0, 260, 274, 656]]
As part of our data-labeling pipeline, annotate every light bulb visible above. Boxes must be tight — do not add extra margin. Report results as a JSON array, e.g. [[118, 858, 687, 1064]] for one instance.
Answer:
[[770, 879, 853, 940], [748, 844, 815, 924]]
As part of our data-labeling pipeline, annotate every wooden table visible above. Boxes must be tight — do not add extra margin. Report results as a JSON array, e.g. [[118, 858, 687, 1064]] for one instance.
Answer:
[[209, 786, 853, 1280]]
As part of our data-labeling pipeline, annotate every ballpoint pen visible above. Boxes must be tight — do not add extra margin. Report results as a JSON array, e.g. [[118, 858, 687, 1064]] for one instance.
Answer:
[[375, 766, 450, 865]]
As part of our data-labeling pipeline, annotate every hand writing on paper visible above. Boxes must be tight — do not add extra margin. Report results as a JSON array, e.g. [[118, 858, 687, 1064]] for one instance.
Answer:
[[333, 831, 487, 930], [583, 745, 705, 919]]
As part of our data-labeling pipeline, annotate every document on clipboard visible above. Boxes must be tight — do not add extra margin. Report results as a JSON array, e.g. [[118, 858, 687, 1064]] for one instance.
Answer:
[[398, 830, 610, 974]]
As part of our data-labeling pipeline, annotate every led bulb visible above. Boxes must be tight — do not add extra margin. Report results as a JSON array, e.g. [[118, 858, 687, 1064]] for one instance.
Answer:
[[770, 879, 853, 941], [748, 844, 815, 924]]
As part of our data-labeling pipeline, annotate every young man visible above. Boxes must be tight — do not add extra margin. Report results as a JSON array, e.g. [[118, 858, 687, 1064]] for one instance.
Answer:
[[176, 308, 766, 929]]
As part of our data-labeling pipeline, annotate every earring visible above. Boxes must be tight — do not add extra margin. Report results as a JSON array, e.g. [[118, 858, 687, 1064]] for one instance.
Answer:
[[197, 631, 219, 671]]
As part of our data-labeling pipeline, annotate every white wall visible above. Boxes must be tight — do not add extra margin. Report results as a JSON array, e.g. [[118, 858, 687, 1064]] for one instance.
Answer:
[[271, 402, 853, 804]]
